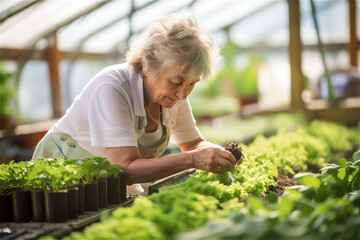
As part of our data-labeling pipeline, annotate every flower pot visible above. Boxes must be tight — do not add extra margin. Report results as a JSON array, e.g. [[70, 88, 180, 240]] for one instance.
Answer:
[[45, 190, 68, 223], [120, 172, 127, 202], [31, 190, 45, 222], [98, 179, 108, 209], [12, 190, 32, 222], [84, 181, 98, 211], [0, 193, 12, 222], [0, 116, 11, 130], [67, 187, 78, 220], [107, 176, 121, 204], [239, 96, 258, 108], [78, 183, 85, 215]]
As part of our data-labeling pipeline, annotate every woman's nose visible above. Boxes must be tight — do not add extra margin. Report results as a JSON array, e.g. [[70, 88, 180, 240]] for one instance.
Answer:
[[176, 85, 188, 100]]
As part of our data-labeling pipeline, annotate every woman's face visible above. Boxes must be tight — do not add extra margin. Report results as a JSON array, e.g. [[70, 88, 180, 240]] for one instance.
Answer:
[[145, 66, 199, 108]]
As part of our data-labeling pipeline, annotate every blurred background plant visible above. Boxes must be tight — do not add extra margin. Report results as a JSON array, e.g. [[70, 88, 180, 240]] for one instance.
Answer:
[[189, 40, 264, 119], [0, 60, 17, 129]]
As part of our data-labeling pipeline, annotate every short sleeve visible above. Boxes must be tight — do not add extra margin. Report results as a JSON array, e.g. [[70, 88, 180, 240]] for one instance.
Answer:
[[88, 84, 137, 147], [169, 99, 202, 144]]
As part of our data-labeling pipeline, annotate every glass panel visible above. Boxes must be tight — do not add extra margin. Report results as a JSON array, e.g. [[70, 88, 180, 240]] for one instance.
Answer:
[[1, 0, 105, 49], [58, 0, 131, 52], [0, 0, 31, 15], [300, 0, 349, 44], [83, 19, 130, 53], [18, 61, 52, 122], [131, 0, 192, 33], [229, 1, 288, 46], [198, 0, 280, 33], [62, 59, 113, 106]]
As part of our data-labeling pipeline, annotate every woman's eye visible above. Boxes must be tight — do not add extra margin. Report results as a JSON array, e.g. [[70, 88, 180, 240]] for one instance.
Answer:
[[172, 81, 182, 86]]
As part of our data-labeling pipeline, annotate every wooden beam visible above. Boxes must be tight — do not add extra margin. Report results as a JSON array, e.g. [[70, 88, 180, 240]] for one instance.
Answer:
[[1, 42, 356, 62], [46, 34, 63, 118], [288, 0, 304, 110], [348, 0, 358, 67]]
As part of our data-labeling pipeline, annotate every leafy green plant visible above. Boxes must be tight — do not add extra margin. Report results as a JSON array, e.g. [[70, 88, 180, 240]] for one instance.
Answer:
[[217, 40, 262, 99], [26, 160, 82, 191], [0, 164, 12, 195], [0, 60, 16, 118], [45, 119, 359, 240], [176, 159, 360, 240], [305, 120, 355, 153], [65, 157, 123, 182], [7, 160, 31, 191]]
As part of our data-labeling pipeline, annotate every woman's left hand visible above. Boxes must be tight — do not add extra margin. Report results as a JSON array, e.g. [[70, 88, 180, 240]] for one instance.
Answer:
[[189, 146, 236, 174]]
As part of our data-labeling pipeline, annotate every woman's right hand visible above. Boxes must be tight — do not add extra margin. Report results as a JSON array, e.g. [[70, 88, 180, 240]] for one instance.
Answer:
[[190, 146, 236, 174]]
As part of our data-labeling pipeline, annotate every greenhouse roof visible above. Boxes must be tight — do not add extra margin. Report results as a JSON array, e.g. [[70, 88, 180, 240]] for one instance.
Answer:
[[2, 0, 349, 56]]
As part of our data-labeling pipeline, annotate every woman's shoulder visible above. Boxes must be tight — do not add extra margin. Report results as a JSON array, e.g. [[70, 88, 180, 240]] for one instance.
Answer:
[[87, 63, 133, 86], [98, 63, 131, 78]]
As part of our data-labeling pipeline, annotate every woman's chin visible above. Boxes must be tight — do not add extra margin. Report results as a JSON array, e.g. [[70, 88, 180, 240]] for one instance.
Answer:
[[162, 99, 177, 108]]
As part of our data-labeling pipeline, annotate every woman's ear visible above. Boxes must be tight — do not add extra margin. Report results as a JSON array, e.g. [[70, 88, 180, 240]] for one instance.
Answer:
[[141, 61, 148, 77]]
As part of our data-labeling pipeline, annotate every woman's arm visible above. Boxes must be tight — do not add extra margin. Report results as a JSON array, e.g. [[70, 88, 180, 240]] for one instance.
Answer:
[[107, 137, 236, 185], [107, 146, 194, 185]]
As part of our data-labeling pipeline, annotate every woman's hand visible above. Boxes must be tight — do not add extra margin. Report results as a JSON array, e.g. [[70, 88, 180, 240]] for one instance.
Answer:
[[189, 146, 236, 174]]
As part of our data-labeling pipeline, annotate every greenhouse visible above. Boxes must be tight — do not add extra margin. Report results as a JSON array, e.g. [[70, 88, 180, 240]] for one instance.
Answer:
[[0, 0, 359, 239]]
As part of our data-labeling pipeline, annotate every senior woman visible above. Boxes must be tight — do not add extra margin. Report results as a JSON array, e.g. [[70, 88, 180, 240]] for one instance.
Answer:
[[33, 14, 237, 194]]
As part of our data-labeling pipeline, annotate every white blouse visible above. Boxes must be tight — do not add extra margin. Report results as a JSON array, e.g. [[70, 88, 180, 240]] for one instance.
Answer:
[[49, 63, 201, 157]]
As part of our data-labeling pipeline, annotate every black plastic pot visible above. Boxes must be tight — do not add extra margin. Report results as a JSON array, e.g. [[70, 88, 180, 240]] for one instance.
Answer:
[[107, 176, 121, 204], [84, 181, 98, 211], [98, 179, 108, 209], [0, 193, 12, 222], [67, 187, 78, 220], [45, 190, 68, 223], [31, 190, 45, 222], [12, 190, 32, 222], [120, 172, 127, 202], [78, 183, 85, 215]]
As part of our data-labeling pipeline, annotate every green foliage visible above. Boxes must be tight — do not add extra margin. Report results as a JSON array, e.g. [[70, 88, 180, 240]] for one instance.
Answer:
[[176, 159, 360, 240], [305, 120, 355, 153], [6, 160, 31, 191], [27, 162, 81, 191], [66, 157, 123, 182], [189, 93, 238, 119], [57, 119, 359, 240], [198, 113, 306, 145], [1, 157, 122, 192], [196, 72, 223, 98], [232, 57, 261, 98], [353, 150, 360, 161], [0, 164, 12, 195], [0, 60, 16, 117], [245, 127, 331, 175]]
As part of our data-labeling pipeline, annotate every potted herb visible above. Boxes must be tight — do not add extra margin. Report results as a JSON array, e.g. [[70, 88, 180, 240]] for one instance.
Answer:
[[79, 158, 101, 211], [217, 41, 262, 109], [9, 161, 32, 222], [0, 164, 13, 222], [35, 163, 80, 222], [231, 57, 261, 107], [87, 157, 112, 209], [65, 158, 86, 215], [107, 162, 124, 204], [0, 60, 16, 129], [95, 157, 125, 205], [26, 159, 49, 222]]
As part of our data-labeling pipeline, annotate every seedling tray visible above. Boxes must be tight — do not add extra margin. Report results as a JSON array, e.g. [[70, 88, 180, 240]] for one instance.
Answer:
[[0, 197, 134, 240], [148, 169, 196, 195]]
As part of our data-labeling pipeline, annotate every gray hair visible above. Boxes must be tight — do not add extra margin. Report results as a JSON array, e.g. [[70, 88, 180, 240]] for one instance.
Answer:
[[126, 14, 219, 80]]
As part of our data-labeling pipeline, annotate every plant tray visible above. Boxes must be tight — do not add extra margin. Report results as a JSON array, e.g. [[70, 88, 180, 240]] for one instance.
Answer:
[[0, 197, 134, 240]]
